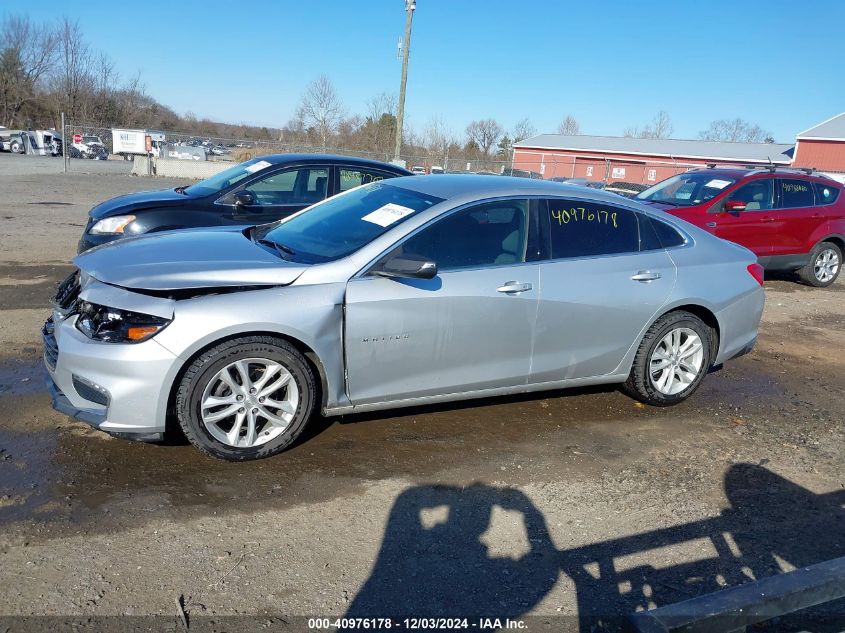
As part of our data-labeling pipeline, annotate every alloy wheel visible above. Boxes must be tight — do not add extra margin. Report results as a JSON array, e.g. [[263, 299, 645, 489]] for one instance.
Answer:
[[200, 358, 299, 448], [649, 328, 705, 395], [814, 248, 840, 283]]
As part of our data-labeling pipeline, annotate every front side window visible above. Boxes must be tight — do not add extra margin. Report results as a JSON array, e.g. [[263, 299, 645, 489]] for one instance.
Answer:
[[636, 172, 737, 207], [257, 182, 443, 264], [339, 168, 389, 192], [242, 167, 329, 205], [779, 179, 815, 208], [546, 199, 639, 259], [814, 182, 840, 205], [725, 178, 774, 211], [185, 157, 271, 196], [395, 200, 530, 271]]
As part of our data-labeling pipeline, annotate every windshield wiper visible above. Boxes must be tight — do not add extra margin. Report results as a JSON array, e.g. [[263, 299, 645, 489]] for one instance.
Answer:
[[257, 238, 295, 260]]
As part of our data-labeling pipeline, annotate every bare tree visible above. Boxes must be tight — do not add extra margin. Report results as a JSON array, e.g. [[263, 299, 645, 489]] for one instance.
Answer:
[[55, 18, 94, 120], [424, 115, 456, 166], [0, 15, 57, 126], [624, 111, 673, 139], [366, 92, 397, 122], [557, 114, 581, 135], [465, 118, 503, 157], [296, 75, 343, 148], [363, 91, 397, 154], [640, 111, 673, 139], [511, 117, 536, 143], [698, 118, 772, 143]]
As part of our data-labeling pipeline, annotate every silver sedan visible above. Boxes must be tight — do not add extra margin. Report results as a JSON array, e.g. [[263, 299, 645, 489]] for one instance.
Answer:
[[44, 176, 765, 460]]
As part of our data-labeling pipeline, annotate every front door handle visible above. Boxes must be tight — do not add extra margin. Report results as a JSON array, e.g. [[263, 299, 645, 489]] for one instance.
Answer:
[[497, 281, 532, 294], [761, 216, 776, 223], [631, 270, 661, 282]]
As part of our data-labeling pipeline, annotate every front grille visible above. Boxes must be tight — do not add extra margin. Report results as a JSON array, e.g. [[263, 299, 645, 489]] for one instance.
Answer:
[[54, 271, 80, 313], [42, 317, 58, 370], [72, 376, 110, 406]]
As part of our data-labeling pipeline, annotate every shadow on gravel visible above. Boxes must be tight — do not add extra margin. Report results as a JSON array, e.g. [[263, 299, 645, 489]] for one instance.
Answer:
[[346, 465, 845, 632]]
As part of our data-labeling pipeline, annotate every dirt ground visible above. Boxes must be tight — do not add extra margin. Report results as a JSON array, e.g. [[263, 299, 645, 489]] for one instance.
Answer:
[[0, 165, 843, 631]]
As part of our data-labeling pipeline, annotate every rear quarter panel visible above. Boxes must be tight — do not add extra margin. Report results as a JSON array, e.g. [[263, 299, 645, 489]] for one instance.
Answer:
[[661, 233, 764, 364]]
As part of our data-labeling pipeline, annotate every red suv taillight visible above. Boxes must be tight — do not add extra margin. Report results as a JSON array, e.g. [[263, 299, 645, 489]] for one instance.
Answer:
[[747, 263, 765, 286]]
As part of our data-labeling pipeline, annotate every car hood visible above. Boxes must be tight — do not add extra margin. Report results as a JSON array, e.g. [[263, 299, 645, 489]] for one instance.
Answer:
[[74, 228, 309, 291], [89, 188, 198, 219]]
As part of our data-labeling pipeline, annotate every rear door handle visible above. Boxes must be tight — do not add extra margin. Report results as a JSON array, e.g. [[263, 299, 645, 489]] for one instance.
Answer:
[[631, 270, 661, 282], [497, 281, 532, 294], [761, 216, 776, 223]]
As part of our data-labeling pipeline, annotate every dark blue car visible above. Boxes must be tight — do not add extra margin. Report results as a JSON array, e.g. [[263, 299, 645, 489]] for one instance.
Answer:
[[78, 154, 411, 252]]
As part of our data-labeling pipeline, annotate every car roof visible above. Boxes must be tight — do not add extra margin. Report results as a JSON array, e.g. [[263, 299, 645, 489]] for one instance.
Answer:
[[256, 153, 410, 173], [682, 166, 837, 182], [385, 174, 630, 204]]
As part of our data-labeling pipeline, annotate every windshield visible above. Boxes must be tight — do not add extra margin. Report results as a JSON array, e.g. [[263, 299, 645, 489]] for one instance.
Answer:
[[82, 136, 102, 144], [184, 158, 273, 196], [636, 172, 737, 206], [257, 182, 444, 264]]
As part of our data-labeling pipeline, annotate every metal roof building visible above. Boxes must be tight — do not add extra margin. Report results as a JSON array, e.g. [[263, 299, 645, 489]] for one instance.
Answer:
[[514, 135, 794, 163], [511, 134, 795, 185], [793, 112, 845, 172]]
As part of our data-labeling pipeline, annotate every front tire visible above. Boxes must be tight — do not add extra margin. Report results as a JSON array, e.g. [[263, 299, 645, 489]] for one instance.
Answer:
[[175, 336, 316, 461], [798, 241, 841, 287], [623, 311, 712, 406]]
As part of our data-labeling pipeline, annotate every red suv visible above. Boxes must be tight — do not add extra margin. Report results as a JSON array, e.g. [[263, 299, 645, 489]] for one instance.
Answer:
[[636, 167, 844, 286]]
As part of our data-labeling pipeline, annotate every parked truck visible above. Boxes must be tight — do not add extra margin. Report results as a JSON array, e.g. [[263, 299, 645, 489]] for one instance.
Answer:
[[111, 128, 166, 160]]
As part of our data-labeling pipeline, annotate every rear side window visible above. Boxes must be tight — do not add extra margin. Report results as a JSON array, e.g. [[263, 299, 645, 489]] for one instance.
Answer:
[[639, 215, 687, 250], [546, 199, 639, 259], [339, 168, 390, 192], [779, 179, 815, 208], [814, 182, 840, 205]]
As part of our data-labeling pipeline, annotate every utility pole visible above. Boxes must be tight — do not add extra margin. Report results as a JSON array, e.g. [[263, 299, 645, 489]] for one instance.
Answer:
[[394, 0, 415, 163]]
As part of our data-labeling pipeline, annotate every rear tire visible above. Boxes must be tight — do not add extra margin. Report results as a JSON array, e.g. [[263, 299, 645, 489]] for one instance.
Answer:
[[798, 241, 841, 287], [175, 336, 316, 461], [623, 311, 712, 406]]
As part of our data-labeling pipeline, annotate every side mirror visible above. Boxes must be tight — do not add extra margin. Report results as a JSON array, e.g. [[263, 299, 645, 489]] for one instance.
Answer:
[[724, 199, 747, 213], [233, 191, 255, 206], [376, 254, 438, 280]]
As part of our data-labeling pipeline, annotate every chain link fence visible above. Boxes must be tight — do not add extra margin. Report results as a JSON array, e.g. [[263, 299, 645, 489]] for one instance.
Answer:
[[60, 119, 702, 194], [61, 119, 514, 179]]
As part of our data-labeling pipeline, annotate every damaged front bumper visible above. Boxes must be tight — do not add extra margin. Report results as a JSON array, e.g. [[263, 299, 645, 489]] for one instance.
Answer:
[[42, 297, 179, 442], [46, 376, 164, 442]]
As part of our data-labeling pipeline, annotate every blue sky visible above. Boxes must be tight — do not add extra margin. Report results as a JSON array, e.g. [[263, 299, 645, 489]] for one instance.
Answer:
[[8, 0, 845, 142]]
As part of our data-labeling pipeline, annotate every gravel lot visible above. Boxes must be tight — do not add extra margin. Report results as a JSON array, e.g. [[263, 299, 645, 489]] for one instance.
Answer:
[[0, 168, 843, 631]]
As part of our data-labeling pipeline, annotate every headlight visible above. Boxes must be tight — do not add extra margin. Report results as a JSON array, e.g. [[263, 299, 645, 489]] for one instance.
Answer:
[[90, 215, 136, 235], [75, 302, 170, 343]]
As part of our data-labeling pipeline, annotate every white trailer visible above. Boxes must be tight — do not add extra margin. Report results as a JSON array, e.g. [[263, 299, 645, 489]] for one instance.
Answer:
[[111, 128, 166, 159]]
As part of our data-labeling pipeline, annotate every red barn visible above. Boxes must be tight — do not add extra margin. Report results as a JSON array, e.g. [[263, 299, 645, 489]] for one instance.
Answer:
[[512, 135, 794, 185], [793, 112, 845, 173]]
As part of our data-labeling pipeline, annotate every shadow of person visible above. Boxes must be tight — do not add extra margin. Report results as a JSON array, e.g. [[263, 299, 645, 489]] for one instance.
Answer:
[[560, 463, 845, 631], [345, 483, 559, 621]]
